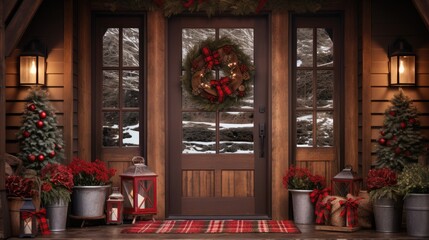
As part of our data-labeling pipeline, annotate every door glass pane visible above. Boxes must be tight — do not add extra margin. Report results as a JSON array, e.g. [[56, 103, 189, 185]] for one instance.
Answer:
[[123, 70, 139, 107], [317, 28, 333, 67], [297, 28, 313, 67], [220, 28, 254, 110], [297, 111, 313, 147], [123, 28, 139, 67], [103, 112, 119, 146], [296, 70, 313, 108], [103, 70, 119, 108], [316, 70, 334, 108], [182, 112, 216, 153], [219, 112, 254, 153], [123, 112, 139, 146], [317, 111, 333, 147], [103, 28, 119, 67], [181, 28, 255, 154], [182, 28, 215, 62]]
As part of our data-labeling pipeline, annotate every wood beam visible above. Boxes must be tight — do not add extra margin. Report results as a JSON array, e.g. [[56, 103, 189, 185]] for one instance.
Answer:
[[412, 0, 429, 32], [5, 0, 43, 56], [3, 0, 18, 23]]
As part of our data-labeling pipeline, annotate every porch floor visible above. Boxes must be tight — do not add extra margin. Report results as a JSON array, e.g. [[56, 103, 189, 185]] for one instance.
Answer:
[[7, 223, 424, 239]]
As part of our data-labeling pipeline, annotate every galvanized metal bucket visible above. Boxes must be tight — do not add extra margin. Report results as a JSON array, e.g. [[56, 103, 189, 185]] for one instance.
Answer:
[[289, 189, 314, 224], [46, 198, 69, 231], [404, 193, 429, 237], [373, 197, 402, 233], [71, 185, 110, 217]]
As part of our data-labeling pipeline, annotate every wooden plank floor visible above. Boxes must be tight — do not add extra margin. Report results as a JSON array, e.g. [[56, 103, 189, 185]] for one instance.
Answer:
[[6, 222, 424, 239]]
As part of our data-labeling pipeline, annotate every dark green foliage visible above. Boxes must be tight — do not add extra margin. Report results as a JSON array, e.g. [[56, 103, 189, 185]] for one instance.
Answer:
[[375, 90, 424, 171], [17, 87, 65, 172]]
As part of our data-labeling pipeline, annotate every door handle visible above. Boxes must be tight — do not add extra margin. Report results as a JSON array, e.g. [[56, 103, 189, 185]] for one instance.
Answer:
[[259, 123, 265, 158]]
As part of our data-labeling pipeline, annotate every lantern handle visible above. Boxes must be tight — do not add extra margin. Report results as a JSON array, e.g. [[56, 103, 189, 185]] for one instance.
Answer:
[[131, 156, 145, 165]]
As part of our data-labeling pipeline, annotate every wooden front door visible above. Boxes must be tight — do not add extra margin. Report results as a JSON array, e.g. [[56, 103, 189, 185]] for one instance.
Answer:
[[167, 16, 269, 217], [291, 15, 343, 182]]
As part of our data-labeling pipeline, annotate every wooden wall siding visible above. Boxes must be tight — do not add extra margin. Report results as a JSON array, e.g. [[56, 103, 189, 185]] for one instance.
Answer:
[[182, 170, 215, 197], [4, 0, 67, 161], [368, 0, 429, 166], [221, 170, 254, 197]]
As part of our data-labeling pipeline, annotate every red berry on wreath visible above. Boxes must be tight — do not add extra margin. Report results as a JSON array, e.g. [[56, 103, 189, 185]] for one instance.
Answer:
[[389, 111, 396, 116], [378, 138, 386, 145], [23, 131, 30, 138], [36, 120, 44, 128], [39, 111, 47, 119], [380, 130, 385, 136], [27, 154, 36, 162], [37, 154, 45, 161], [409, 118, 416, 124], [27, 103, 36, 111], [48, 151, 56, 158], [400, 121, 407, 129]]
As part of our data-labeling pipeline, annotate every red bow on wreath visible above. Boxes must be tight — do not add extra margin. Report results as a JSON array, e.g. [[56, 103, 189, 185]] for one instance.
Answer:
[[339, 197, 362, 227], [315, 197, 336, 224], [21, 208, 51, 235], [310, 187, 331, 204], [202, 47, 220, 70], [210, 77, 232, 103]]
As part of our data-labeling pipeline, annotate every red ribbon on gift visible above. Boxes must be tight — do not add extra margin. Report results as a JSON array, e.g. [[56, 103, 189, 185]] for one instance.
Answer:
[[315, 197, 336, 224], [202, 47, 220, 70], [210, 77, 232, 103], [310, 187, 331, 204], [339, 197, 362, 227], [21, 208, 51, 235]]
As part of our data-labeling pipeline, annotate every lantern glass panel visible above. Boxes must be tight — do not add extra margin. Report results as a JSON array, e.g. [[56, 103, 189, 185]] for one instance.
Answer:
[[122, 179, 134, 208], [20, 56, 45, 85], [137, 179, 154, 209], [399, 55, 415, 84], [390, 56, 398, 85]]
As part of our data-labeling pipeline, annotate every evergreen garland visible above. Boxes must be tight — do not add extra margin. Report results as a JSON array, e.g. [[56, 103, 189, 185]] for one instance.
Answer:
[[93, 0, 326, 17], [375, 89, 424, 171], [17, 87, 65, 172]]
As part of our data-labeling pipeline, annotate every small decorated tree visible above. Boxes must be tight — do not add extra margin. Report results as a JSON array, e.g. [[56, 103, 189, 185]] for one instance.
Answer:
[[375, 89, 424, 171], [17, 87, 65, 172]]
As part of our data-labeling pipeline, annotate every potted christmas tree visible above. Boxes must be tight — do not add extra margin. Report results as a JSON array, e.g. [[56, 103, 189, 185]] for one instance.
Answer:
[[373, 89, 426, 235], [16, 87, 68, 231]]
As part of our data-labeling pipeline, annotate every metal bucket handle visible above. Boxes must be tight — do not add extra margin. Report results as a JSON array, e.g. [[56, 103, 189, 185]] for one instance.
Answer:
[[132, 156, 145, 165]]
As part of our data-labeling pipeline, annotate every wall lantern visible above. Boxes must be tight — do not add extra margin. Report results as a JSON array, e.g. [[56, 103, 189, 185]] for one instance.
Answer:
[[19, 198, 38, 238], [120, 156, 157, 223], [389, 38, 416, 86], [331, 166, 362, 197], [20, 39, 46, 86], [106, 187, 124, 224]]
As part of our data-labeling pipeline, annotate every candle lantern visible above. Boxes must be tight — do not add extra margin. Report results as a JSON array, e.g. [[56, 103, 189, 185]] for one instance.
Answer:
[[120, 156, 157, 223], [106, 187, 124, 224], [331, 166, 362, 197], [19, 198, 38, 238]]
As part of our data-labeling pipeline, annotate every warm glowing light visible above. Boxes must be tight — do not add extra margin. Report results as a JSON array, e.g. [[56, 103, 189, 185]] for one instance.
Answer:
[[399, 60, 405, 74], [30, 60, 37, 75]]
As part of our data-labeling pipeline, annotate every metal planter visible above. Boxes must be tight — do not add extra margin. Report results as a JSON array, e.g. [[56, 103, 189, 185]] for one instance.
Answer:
[[373, 197, 402, 233], [404, 193, 429, 237], [289, 189, 314, 225], [71, 185, 110, 217]]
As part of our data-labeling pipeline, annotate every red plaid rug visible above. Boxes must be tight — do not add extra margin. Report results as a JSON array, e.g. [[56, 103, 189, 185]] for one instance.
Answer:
[[121, 220, 301, 234]]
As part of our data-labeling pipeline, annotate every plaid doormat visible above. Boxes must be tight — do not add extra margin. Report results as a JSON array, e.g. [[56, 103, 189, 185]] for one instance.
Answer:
[[121, 220, 301, 234]]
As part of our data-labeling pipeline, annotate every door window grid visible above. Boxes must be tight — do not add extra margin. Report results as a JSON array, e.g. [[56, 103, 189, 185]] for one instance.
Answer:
[[102, 27, 140, 147]]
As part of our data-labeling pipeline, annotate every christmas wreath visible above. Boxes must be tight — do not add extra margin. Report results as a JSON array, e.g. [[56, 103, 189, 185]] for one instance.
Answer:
[[183, 37, 254, 111]]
